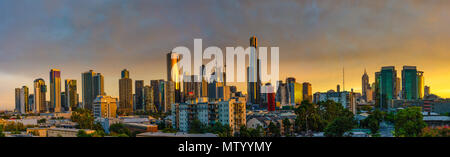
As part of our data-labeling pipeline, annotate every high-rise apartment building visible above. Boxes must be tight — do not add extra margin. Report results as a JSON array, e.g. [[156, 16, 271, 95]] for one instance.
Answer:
[[135, 80, 144, 111], [93, 95, 118, 119], [34, 78, 47, 113], [302, 82, 312, 103], [82, 70, 95, 110], [119, 69, 133, 114], [65, 79, 77, 111], [93, 73, 105, 97], [50, 69, 61, 113]]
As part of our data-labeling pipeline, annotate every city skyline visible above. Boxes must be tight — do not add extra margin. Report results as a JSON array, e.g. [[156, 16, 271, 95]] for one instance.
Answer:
[[2, 0, 450, 110]]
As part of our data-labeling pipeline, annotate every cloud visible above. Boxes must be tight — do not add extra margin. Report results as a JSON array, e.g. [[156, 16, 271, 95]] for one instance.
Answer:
[[1, 0, 450, 109]]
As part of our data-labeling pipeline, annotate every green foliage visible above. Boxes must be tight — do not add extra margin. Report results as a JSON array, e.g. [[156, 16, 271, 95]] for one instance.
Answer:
[[267, 122, 281, 137], [162, 127, 177, 133], [294, 101, 326, 132], [294, 100, 355, 135], [2, 122, 26, 132], [237, 125, 262, 137], [71, 108, 95, 129], [188, 119, 206, 134], [393, 107, 427, 137], [361, 109, 384, 135], [109, 123, 132, 137], [324, 116, 356, 137], [76, 130, 93, 137], [282, 118, 292, 136]]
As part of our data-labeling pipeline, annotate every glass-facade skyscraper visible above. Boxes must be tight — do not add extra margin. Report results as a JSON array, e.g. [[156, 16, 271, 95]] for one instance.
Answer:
[[50, 69, 61, 113], [402, 66, 418, 100], [377, 66, 397, 111]]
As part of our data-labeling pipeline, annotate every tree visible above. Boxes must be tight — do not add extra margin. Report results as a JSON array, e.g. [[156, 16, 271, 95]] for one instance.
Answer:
[[282, 118, 292, 136], [109, 123, 132, 137], [363, 109, 383, 136], [188, 119, 205, 134], [0, 128, 4, 137], [71, 108, 95, 129], [294, 101, 325, 133], [393, 107, 427, 137], [77, 130, 92, 137], [267, 122, 281, 137], [324, 116, 355, 137]]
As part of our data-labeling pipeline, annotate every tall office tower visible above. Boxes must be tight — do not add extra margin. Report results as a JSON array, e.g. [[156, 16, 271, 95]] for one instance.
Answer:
[[417, 71, 424, 99], [93, 73, 105, 97], [247, 36, 260, 105], [151, 80, 161, 112], [337, 84, 341, 93], [50, 69, 61, 113], [20, 86, 29, 114], [135, 80, 144, 111], [424, 86, 430, 97], [119, 69, 133, 114], [377, 66, 397, 111], [61, 92, 66, 112], [164, 81, 175, 113], [34, 78, 46, 113], [183, 75, 195, 101], [159, 80, 166, 112], [65, 79, 77, 111], [275, 80, 288, 106], [15, 88, 21, 113], [286, 77, 296, 105], [143, 85, 157, 113], [302, 82, 312, 103], [362, 69, 370, 102], [28, 94, 34, 113], [82, 70, 95, 110], [200, 65, 208, 97], [167, 52, 181, 89], [402, 66, 418, 100], [93, 95, 118, 119]]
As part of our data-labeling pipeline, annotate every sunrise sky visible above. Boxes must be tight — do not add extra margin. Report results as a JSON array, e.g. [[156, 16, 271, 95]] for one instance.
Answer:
[[1, 0, 450, 110]]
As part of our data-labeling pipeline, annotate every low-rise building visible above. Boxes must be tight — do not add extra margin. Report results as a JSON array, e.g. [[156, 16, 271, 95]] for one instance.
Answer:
[[47, 128, 95, 137]]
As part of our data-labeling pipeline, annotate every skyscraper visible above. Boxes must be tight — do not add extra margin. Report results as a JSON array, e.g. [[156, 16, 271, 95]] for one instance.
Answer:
[[15, 88, 21, 113], [302, 82, 312, 103], [377, 66, 397, 111], [34, 78, 46, 113], [135, 80, 144, 111], [50, 69, 61, 113], [362, 69, 370, 102], [93, 73, 105, 97], [65, 79, 77, 111], [401, 66, 418, 100], [82, 70, 95, 110], [20, 86, 29, 114], [417, 71, 424, 99], [119, 69, 133, 114], [151, 80, 162, 113], [143, 85, 157, 113], [247, 36, 261, 105]]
